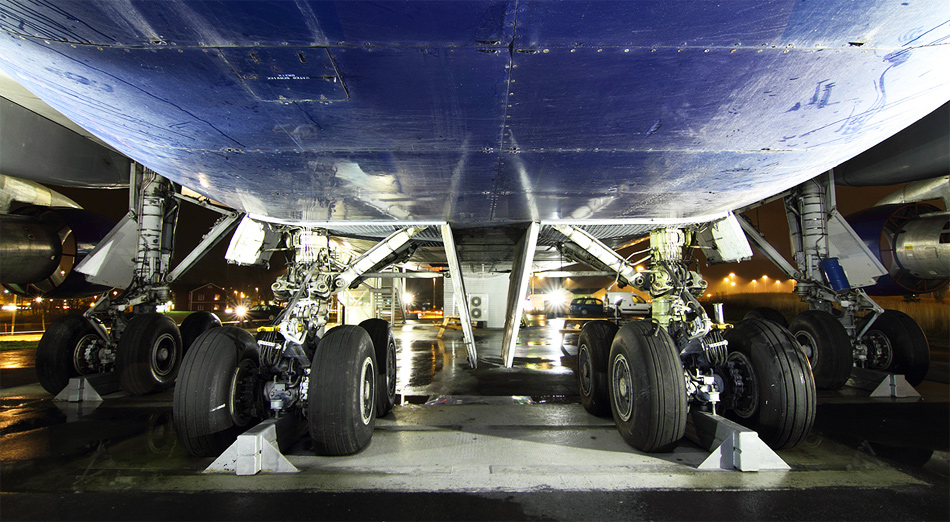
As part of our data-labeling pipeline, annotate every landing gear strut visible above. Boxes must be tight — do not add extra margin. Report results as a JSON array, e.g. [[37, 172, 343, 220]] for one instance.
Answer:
[[174, 224, 423, 456], [556, 222, 816, 452], [739, 172, 931, 389], [34, 164, 241, 395]]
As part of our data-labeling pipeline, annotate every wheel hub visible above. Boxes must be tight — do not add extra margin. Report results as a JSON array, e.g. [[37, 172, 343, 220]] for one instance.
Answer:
[[795, 331, 819, 368], [864, 330, 893, 370], [611, 354, 633, 422], [578, 344, 592, 395], [150, 333, 177, 378], [229, 358, 261, 427], [725, 351, 758, 419], [72, 333, 104, 374], [360, 356, 375, 425]]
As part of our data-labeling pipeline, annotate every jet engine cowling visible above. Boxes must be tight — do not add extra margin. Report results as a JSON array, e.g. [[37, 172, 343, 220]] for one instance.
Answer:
[[846, 203, 949, 295], [0, 206, 114, 298]]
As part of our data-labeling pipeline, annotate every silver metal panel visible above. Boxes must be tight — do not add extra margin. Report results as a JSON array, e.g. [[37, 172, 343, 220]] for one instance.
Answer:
[[501, 222, 540, 368]]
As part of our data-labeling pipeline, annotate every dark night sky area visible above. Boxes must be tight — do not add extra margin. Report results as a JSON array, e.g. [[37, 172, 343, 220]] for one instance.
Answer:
[[55, 181, 924, 302]]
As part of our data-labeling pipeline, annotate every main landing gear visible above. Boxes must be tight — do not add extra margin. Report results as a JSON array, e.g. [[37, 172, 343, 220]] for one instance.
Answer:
[[739, 172, 931, 390], [34, 164, 241, 396], [174, 225, 422, 456], [557, 223, 816, 452]]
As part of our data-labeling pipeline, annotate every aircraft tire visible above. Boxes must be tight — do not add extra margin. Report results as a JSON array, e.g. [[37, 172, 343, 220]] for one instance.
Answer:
[[35, 314, 100, 395], [724, 318, 816, 450], [608, 321, 687, 453], [359, 318, 397, 417], [173, 327, 263, 457], [790, 310, 853, 390], [308, 325, 376, 456], [743, 307, 788, 328], [178, 311, 221, 355], [859, 309, 930, 386], [117, 313, 182, 395], [577, 320, 618, 417]]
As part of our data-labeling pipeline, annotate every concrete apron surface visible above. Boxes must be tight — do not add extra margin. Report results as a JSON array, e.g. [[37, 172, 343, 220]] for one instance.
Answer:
[[1, 321, 946, 501], [0, 395, 933, 495]]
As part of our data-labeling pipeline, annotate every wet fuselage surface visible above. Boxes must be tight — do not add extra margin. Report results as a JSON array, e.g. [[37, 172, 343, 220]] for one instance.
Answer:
[[1, 320, 948, 521]]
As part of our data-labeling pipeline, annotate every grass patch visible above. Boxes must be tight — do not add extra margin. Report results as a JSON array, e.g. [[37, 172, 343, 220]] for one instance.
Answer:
[[0, 340, 38, 351]]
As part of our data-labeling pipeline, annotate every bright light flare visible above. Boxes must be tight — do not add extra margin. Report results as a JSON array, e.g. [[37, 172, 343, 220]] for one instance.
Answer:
[[234, 305, 248, 318], [547, 289, 571, 308], [403, 292, 415, 306]]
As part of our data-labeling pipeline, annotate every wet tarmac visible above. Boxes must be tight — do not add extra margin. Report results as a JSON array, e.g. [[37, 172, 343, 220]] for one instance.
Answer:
[[1, 320, 948, 520]]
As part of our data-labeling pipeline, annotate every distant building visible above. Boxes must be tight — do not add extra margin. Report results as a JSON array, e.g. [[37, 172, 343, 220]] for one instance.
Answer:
[[189, 283, 225, 312]]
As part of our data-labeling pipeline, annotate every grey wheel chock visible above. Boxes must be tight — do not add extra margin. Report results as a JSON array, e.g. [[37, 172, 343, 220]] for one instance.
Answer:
[[205, 419, 299, 475], [687, 411, 790, 472], [54, 376, 110, 402], [850, 368, 922, 399], [870, 374, 921, 398]]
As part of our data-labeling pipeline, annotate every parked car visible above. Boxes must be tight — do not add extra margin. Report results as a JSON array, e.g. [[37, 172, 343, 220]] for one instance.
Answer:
[[605, 292, 651, 316], [242, 304, 283, 321], [569, 297, 607, 317]]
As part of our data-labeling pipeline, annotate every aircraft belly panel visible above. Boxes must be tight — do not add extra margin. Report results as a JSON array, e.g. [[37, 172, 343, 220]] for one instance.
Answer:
[[0, 1, 947, 225]]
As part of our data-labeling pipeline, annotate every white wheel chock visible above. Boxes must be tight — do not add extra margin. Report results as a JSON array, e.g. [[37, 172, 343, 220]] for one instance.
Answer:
[[870, 374, 921, 398], [54, 376, 106, 402], [687, 411, 790, 472], [205, 418, 299, 475], [850, 368, 922, 399]]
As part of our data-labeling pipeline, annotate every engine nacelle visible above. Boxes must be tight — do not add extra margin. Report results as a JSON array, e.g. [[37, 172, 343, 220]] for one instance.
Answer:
[[846, 203, 949, 295], [0, 206, 114, 298]]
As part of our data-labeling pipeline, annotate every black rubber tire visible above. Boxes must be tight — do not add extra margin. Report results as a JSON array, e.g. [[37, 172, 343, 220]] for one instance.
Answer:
[[580, 308, 590, 317], [116, 313, 182, 395], [608, 321, 687, 453], [577, 320, 618, 417], [724, 318, 816, 450], [743, 307, 788, 329], [309, 325, 377, 456], [859, 309, 930, 386], [173, 327, 263, 457], [35, 315, 99, 395], [359, 318, 397, 417], [178, 311, 221, 354], [789, 310, 853, 390]]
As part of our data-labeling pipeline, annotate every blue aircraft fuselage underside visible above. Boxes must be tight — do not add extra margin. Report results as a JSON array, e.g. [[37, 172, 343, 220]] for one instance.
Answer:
[[0, 1, 947, 226]]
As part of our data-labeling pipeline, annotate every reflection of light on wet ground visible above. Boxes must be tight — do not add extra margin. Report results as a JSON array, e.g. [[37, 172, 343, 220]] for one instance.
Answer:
[[0, 349, 35, 369]]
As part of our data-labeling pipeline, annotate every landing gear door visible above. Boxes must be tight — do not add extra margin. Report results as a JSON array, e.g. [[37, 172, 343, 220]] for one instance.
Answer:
[[75, 213, 137, 289], [696, 213, 754, 264], [827, 212, 887, 288], [225, 216, 281, 267]]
